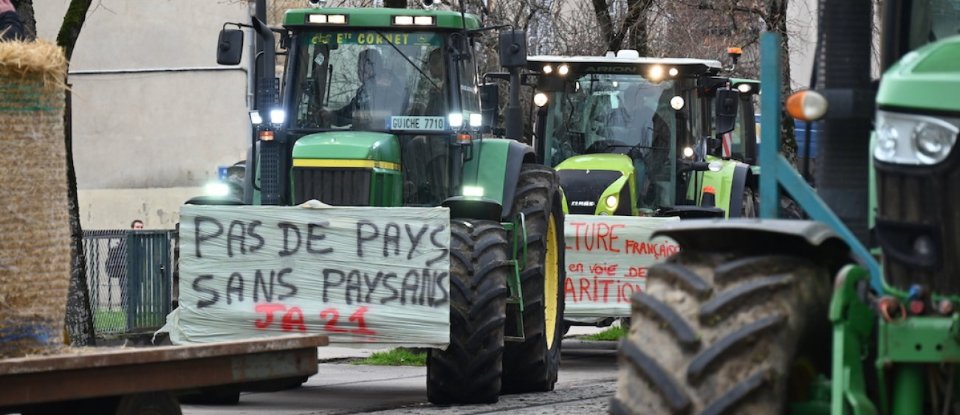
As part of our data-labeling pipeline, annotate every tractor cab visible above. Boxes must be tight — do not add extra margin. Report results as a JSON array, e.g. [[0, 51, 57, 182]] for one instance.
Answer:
[[218, 8, 484, 208], [528, 53, 744, 217]]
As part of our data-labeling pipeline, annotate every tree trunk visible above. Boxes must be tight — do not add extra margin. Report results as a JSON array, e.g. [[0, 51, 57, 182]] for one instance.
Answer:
[[625, 0, 650, 55], [765, 0, 798, 165], [57, 0, 97, 347]]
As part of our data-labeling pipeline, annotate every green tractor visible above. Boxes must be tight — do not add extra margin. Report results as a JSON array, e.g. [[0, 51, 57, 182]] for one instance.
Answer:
[[612, 0, 960, 414], [209, 3, 565, 405], [526, 53, 757, 219], [522, 53, 759, 328]]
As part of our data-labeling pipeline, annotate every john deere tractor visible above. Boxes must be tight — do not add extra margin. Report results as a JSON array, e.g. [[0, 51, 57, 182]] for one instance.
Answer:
[[210, 2, 565, 405], [612, 0, 960, 414], [526, 53, 756, 219]]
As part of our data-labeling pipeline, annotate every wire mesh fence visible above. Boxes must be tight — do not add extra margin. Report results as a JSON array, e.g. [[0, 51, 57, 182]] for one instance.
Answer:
[[83, 230, 175, 336]]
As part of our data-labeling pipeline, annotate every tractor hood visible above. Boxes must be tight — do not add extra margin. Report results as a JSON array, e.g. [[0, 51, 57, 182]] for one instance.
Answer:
[[292, 131, 401, 164], [555, 153, 634, 176], [555, 154, 634, 215], [877, 36, 960, 113]]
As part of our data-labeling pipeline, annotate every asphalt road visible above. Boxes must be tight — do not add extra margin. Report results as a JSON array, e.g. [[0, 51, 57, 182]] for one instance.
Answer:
[[182, 332, 619, 415]]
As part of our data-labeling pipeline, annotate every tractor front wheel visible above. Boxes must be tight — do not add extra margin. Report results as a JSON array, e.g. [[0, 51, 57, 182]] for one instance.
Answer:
[[426, 219, 509, 404], [612, 251, 830, 414], [501, 164, 566, 394]]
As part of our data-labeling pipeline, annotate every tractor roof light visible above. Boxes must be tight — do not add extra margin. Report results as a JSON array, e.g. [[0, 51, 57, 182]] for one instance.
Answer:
[[542, 64, 553, 74], [558, 64, 570, 76], [414, 16, 435, 26], [533, 92, 549, 107], [393, 15, 434, 26], [668, 67, 679, 77], [737, 83, 753, 93], [786, 90, 828, 121], [249, 110, 263, 126], [648, 65, 664, 81], [308, 14, 348, 24], [682, 146, 694, 158]]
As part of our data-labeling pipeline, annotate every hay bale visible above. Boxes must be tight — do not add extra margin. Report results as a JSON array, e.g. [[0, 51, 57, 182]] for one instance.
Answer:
[[0, 40, 70, 358]]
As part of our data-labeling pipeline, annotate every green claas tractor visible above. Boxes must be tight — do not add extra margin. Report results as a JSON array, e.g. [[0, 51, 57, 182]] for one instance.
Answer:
[[526, 53, 757, 219], [612, 0, 960, 414], [209, 3, 565, 405]]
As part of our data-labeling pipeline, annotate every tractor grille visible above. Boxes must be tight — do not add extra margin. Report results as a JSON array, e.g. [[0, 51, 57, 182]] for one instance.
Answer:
[[557, 170, 623, 215], [875, 154, 960, 295], [293, 167, 371, 206]]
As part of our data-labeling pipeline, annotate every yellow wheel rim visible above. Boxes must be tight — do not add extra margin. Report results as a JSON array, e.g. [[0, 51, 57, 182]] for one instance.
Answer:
[[544, 213, 560, 350]]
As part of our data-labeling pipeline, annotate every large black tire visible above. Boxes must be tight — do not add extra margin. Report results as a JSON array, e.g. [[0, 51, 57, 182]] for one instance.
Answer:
[[612, 252, 831, 414], [501, 164, 566, 394], [427, 220, 509, 404]]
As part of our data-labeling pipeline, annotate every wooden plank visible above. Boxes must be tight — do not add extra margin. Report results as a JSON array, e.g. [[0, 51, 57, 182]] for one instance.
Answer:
[[0, 335, 327, 407]]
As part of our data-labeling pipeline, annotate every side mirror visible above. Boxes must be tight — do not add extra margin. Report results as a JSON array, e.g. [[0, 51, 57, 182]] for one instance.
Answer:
[[715, 89, 739, 135], [217, 28, 244, 65], [479, 83, 500, 131], [498, 30, 527, 68]]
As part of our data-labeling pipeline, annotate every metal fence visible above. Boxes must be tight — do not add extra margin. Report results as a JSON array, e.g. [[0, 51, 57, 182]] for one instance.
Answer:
[[83, 230, 175, 335]]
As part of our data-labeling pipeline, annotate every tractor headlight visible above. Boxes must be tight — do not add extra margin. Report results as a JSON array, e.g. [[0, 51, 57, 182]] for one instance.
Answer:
[[874, 110, 959, 165], [463, 185, 484, 197], [534, 92, 548, 107], [269, 109, 286, 125], [605, 194, 619, 210], [914, 122, 957, 164], [448, 113, 464, 129], [670, 96, 685, 110], [469, 113, 483, 128], [204, 182, 231, 197]]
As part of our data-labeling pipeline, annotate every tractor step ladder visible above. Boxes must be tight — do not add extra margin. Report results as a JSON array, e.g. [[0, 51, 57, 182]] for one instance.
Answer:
[[503, 215, 526, 342]]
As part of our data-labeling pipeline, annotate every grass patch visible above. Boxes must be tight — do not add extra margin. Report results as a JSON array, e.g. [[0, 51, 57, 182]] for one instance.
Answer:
[[580, 325, 628, 341], [353, 348, 427, 366], [94, 310, 126, 332]]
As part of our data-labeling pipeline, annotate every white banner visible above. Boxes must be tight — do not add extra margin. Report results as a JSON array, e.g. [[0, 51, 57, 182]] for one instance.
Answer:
[[161, 205, 451, 347], [563, 215, 679, 319]]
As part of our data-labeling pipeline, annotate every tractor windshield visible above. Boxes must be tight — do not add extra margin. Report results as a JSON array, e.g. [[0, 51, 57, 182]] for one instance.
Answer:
[[542, 74, 678, 209], [290, 30, 449, 131], [907, 0, 960, 49]]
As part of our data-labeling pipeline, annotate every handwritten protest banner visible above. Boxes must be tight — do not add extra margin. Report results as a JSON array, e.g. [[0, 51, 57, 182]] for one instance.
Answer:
[[564, 215, 679, 319], [160, 205, 451, 347]]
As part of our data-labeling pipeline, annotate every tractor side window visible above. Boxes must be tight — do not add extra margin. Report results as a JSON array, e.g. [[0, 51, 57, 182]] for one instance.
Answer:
[[457, 55, 480, 113], [909, 0, 960, 49]]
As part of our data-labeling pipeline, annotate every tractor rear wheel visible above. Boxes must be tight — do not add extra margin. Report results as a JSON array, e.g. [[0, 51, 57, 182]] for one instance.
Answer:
[[427, 219, 509, 404], [612, 251, 830, 414], [501, 164, 566, 394]]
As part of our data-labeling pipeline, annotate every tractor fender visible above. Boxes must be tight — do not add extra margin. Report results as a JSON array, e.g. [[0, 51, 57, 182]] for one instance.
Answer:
[[499, 140, 536, 220], [726, 162, 752, 217], [652, 218, 854, 273], [461, 138, 535, 221]]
